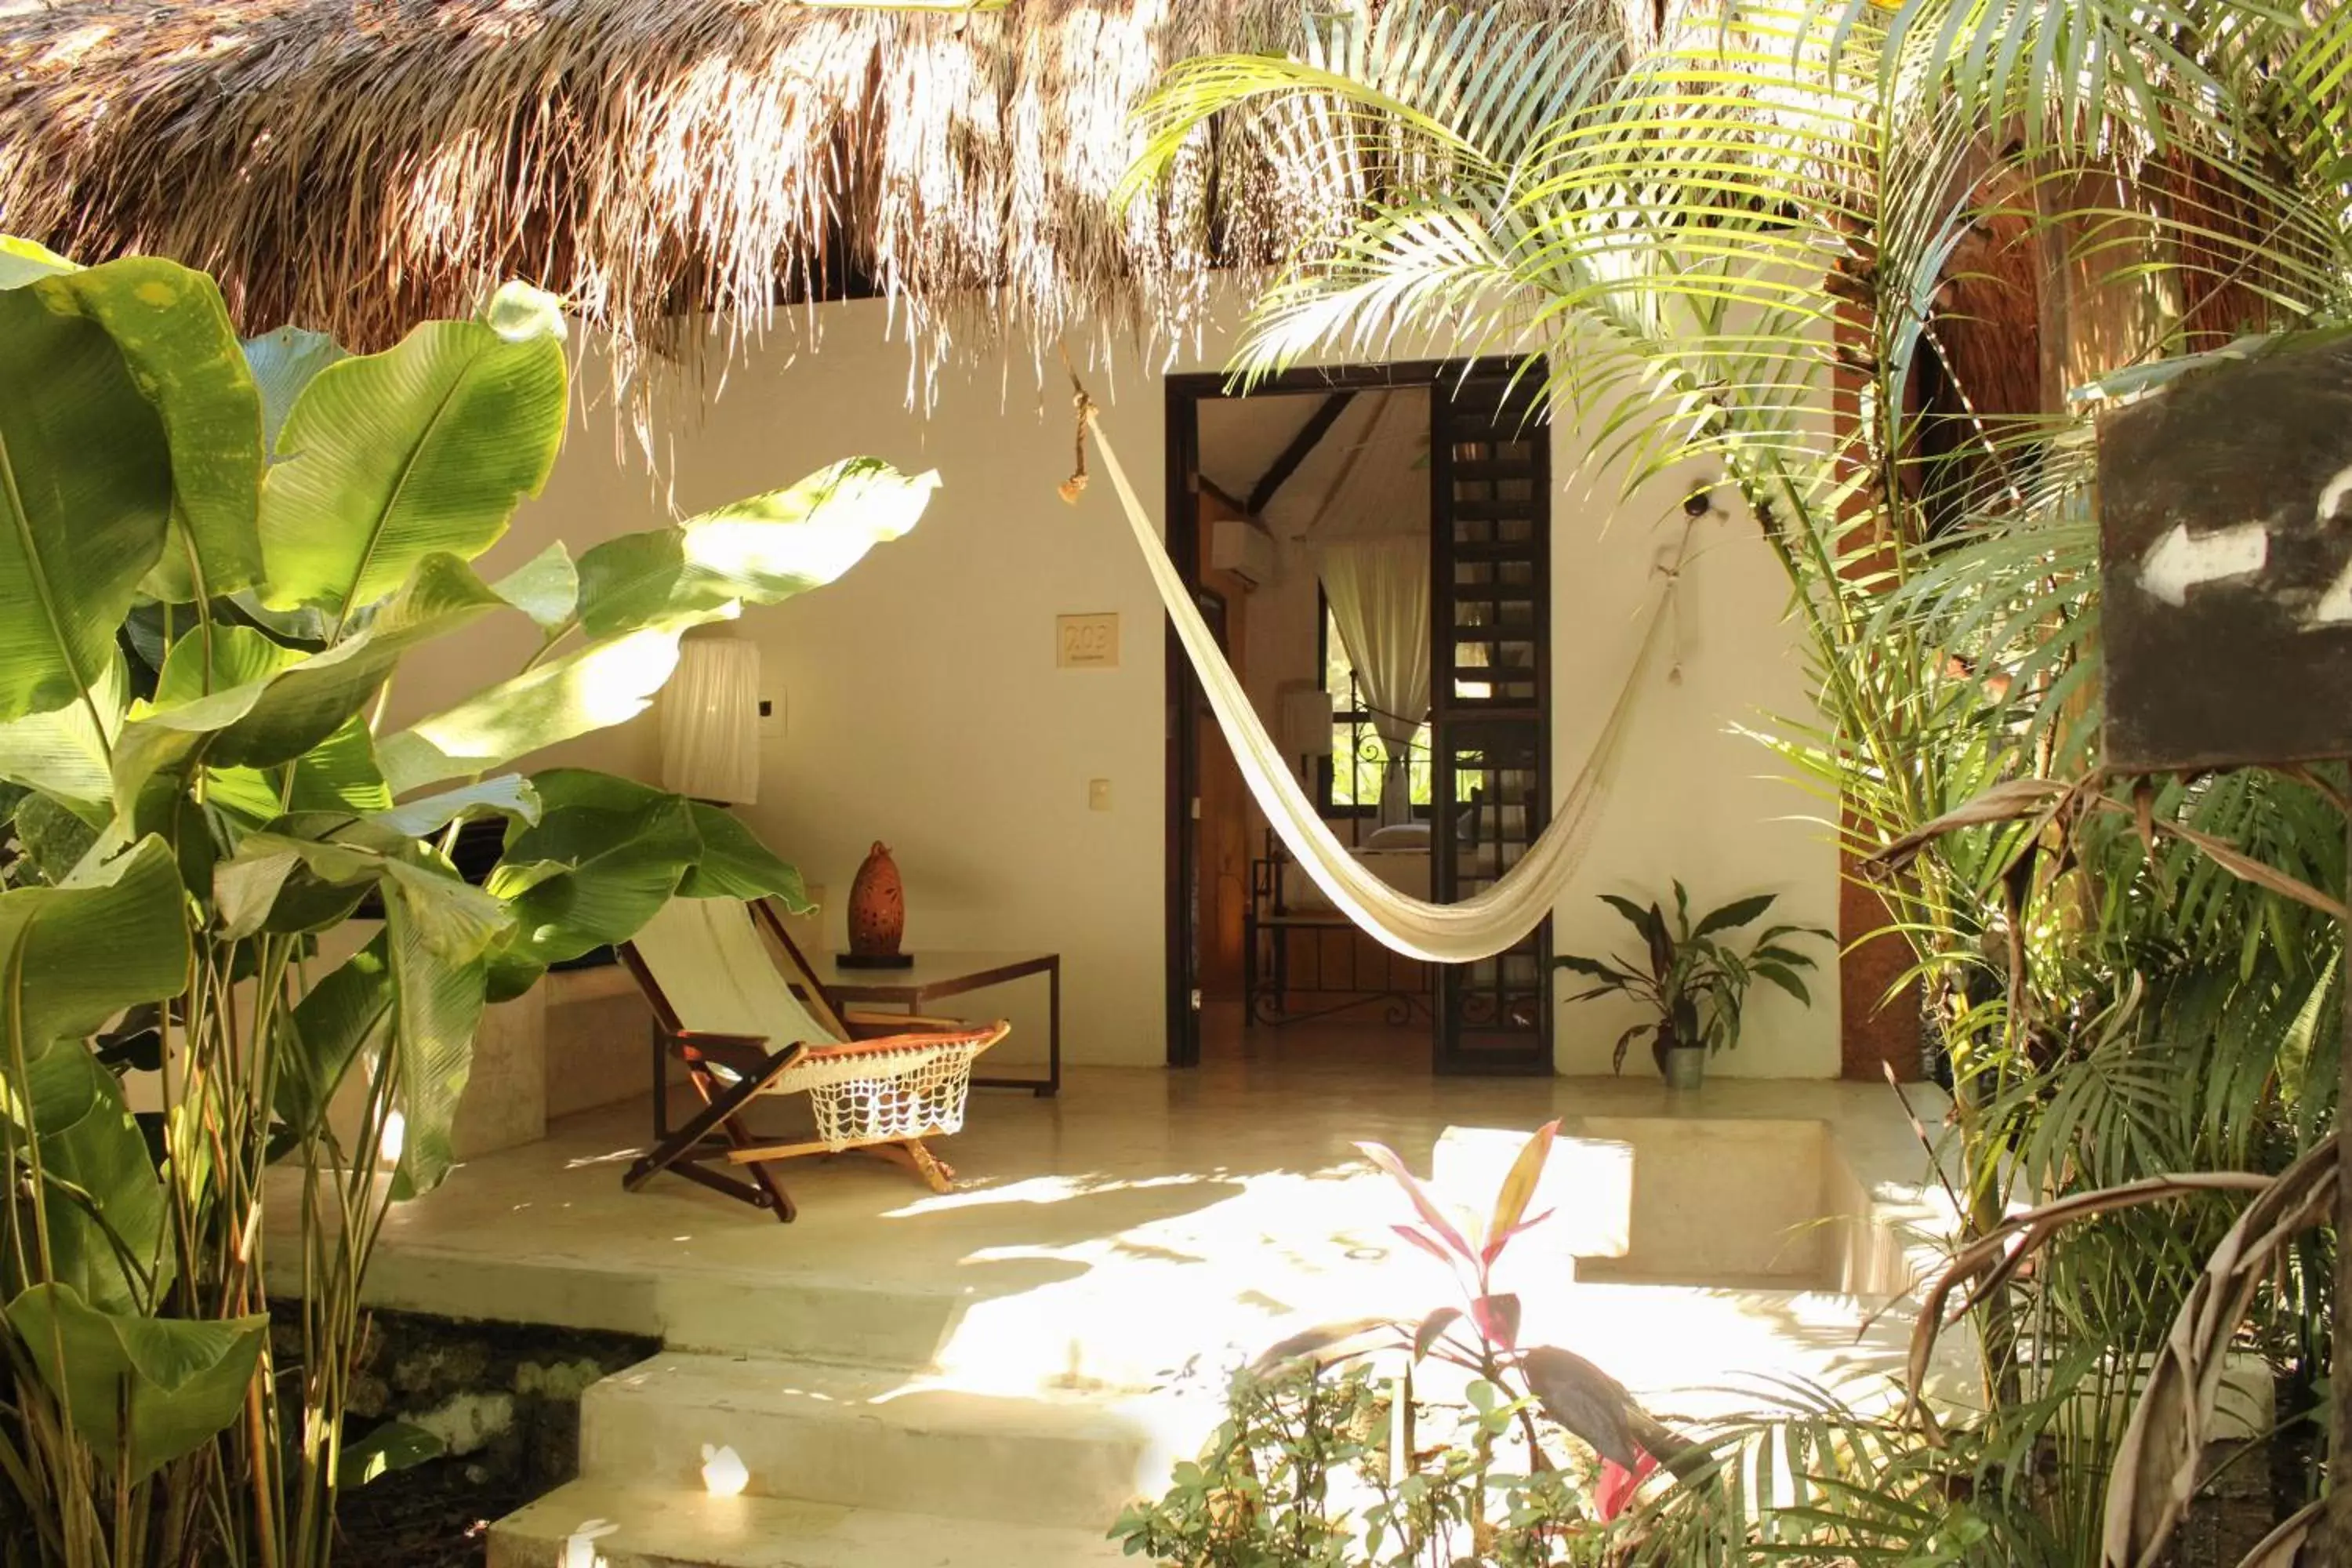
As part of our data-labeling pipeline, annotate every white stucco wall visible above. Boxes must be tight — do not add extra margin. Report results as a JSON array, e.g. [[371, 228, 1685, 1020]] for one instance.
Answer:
[[390, 295, 1838, 1077]]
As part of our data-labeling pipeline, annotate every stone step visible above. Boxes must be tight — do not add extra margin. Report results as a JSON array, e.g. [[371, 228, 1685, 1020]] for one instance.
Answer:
[[577, 1352, 1197, 1531], [487, 1481, 1131, 1568], [339, 1241, 972, 1371]]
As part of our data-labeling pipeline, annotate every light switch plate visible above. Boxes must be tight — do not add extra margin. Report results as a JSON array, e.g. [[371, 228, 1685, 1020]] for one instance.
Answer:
[[1088, 779, 1112, 811]]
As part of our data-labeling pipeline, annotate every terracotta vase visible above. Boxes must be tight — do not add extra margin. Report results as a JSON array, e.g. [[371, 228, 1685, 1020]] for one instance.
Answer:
[[847, 841, 906, 958]]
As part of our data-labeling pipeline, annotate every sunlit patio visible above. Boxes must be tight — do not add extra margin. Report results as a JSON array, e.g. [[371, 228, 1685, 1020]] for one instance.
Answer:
[[266, 1037, 1962, 1565]]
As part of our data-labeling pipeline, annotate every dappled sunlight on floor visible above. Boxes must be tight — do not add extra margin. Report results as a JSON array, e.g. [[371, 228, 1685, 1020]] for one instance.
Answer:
[[264, 1053, 1963, 1417]]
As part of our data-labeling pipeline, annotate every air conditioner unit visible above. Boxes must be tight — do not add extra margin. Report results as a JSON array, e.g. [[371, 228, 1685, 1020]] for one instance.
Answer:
[[1209, 517, 1276, 588]]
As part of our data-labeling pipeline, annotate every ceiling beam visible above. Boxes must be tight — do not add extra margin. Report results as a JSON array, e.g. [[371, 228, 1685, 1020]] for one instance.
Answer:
[[1246, 392, 1356, 516]]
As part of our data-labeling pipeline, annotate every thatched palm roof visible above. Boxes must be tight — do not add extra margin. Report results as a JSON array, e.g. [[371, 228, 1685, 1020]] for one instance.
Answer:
[[1, 0, 1631, 391]]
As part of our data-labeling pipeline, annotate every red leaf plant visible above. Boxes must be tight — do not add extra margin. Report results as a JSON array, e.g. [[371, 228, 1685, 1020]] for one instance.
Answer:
[[1253, 1121, 1699, 1533]]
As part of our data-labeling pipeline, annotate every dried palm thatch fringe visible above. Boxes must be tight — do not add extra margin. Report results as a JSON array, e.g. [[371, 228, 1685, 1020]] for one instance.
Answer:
[[0, 0, 1628, 409]]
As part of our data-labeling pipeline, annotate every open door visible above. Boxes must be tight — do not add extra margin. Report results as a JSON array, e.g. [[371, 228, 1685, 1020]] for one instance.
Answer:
[[1430, 367, 1554, 1074], [1164, 360, 1552, 1074], [1163, 396, 1205, 1068]]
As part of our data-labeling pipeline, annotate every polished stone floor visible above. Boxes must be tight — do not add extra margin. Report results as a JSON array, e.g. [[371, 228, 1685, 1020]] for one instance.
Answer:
[[267, 1012, 1966, 1413]]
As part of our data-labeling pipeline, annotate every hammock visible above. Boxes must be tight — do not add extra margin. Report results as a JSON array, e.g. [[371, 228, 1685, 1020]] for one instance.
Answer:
[[1070, 387, 1681, 965]]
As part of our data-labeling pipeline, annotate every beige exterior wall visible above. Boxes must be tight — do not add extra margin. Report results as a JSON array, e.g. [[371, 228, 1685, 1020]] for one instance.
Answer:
[[392, 295, 1838, 1077]]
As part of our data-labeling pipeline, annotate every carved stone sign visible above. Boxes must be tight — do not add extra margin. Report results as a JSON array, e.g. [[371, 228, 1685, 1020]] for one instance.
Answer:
[[2100, 336, 2352, 772], [1055, 612, 1120, 670]]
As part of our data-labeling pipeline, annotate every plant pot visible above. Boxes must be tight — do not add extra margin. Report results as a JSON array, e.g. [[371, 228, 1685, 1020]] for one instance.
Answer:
[[1661, 1046, 1707, 1091]]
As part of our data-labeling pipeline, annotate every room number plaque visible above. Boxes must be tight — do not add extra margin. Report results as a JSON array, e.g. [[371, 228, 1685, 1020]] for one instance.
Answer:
[[1057, 612, 1120, 669]]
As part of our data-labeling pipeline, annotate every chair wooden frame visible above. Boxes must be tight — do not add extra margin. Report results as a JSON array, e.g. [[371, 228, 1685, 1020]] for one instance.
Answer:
[[617, 899, 1007, 1223]]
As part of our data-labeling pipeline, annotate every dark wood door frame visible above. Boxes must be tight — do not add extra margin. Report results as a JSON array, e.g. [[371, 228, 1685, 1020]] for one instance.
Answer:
[[1162, 359, 1548, 1070]]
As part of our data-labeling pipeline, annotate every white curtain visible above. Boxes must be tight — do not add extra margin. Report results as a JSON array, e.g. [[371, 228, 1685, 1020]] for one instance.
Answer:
[[1080, 402, 1673, 964], [1319, 539, 1429, 826]]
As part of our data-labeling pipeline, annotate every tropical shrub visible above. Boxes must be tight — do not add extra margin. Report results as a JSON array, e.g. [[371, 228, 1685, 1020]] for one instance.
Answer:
[[0, 236, 935, 1567], [1127, 1, 2352, 1557], [1552, 885, 1828, 1076], [1114, 1123, 1697, 1564]]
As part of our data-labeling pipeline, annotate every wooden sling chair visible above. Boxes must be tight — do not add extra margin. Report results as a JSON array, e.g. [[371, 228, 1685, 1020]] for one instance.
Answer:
[[615, 896, 1007, 1221]]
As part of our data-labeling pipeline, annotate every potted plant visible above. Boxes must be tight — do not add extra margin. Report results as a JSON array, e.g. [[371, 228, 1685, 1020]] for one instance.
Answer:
[[1555, 884, 1829, 1088]]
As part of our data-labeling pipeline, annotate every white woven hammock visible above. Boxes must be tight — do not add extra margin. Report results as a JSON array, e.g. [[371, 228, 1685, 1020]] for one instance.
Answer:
[[1078, 395, 1678, 965]]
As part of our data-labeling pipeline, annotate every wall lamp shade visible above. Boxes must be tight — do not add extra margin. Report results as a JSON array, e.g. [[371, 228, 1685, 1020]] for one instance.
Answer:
[[1277, 682, 1336, 758], [660, 640, 761, 804]]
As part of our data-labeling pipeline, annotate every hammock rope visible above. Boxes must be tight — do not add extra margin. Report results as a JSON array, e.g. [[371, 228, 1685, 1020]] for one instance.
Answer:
[[1066, 378, 1683, 964]]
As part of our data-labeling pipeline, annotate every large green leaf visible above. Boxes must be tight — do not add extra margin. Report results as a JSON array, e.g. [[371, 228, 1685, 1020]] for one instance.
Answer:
[[574, 459, 937, 637], [209, 821, 434, 941], [378, 459, 934, 795], [151, 626, 391, 822], [0, 841, 190, 1307], [0, 652, 127, 813], [258, 282, 567, 624], [202, 714, 394, 826], [27, 257, 267, 602], [492, 542, 580, 633], [153, 621, 299, 703], [5, 1283, 267, 1484], [674, 800, 811, 906], [0, 838, 189, 1059], [279, 936, 393, 1141], [0, 235, 74, 288], [111, 555, 506, 822], [13, 793, 100, 882], [370, 775, 540, 840], [0, 281, 172, 723], [486, 773, 700, 985], [482, 774, 804, 999], [375, 622, 691, 796], [381, 860, 504, 1197], [22, 1039, 167, 1312]]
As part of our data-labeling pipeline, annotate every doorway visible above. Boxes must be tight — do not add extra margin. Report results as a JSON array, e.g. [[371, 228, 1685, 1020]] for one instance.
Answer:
[[1163, 360, 1554, 1075]]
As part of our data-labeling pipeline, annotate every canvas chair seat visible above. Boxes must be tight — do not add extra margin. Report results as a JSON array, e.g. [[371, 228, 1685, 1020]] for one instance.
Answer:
[[618, 896, 1006, 1221]]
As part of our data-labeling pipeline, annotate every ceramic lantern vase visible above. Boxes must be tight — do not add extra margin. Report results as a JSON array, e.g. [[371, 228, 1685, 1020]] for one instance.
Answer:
[[846, 841, 907, 963]]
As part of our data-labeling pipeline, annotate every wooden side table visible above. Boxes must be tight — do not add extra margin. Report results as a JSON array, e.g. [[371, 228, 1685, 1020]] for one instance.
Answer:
[[818, 951, 1061, 1097]]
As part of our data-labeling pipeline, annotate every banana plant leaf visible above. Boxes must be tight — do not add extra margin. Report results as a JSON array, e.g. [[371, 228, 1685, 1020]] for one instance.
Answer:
[[379, 459, 934, 795], [0, 282, 172, 723], [375, 621, 687, 797], [259, 282, 565, 626], [573, 458, 938, 637], [278, 936, 393, 1142], [241, 325, 346, 456], [0, 652, 126, 815], [111, 554, 507, 826], [0, 840, 189, 1308], [482, 771, 804, 1000], [20, 1040, 169, 1313], [2, 255, 265, 605], [5, 1283, 267, 1485]]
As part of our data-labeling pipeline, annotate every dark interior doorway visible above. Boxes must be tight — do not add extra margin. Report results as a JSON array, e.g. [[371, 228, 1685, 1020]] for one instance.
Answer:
[[1163, 359, 1554, 1075]]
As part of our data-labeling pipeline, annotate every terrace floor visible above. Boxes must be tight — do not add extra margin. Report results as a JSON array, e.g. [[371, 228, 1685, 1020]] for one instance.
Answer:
[[267, 1028, 1966, 1566]]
